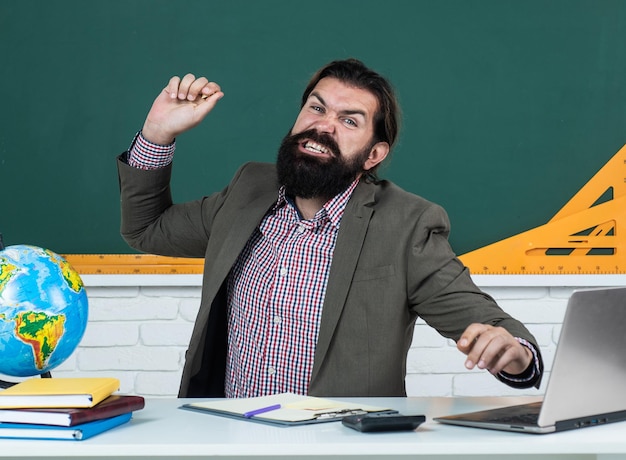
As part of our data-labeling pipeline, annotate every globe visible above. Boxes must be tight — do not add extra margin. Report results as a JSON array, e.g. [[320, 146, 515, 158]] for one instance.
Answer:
[[0, 245, 88, 377]]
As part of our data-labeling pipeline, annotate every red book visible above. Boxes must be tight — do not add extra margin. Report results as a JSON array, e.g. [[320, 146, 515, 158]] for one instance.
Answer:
[[0, 395, 145, 426]]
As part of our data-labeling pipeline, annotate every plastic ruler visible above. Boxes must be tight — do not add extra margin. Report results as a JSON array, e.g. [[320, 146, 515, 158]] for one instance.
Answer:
[[459, 144, 626, 275]]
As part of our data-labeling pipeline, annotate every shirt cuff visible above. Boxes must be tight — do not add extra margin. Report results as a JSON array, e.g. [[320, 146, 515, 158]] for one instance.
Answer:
[[497, 337, 541, 387], [127, 131, 175, 170]]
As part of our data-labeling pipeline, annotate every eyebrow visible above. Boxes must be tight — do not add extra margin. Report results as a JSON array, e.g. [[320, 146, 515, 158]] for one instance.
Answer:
[[310, 91, 368, 120]]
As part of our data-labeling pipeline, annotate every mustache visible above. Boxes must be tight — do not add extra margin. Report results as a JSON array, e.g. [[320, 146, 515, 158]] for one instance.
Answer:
[[289, 129, 341, 158]]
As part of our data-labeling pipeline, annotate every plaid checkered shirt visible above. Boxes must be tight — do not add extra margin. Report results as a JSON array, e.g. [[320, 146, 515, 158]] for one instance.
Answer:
[[127, 132, 539, 396]]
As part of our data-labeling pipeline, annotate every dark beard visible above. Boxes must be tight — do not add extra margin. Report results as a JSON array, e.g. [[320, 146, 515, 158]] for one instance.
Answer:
[[276, 129, 371, 201]]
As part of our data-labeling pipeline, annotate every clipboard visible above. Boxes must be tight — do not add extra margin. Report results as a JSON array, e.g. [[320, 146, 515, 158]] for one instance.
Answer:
[[179, 393, 396, 427]]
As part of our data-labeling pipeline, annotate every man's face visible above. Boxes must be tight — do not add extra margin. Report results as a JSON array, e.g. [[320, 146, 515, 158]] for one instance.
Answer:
[[277, 77, 388, 200]]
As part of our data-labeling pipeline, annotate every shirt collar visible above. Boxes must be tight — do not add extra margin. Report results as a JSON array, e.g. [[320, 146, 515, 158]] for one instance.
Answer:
[[274, 178, 360, 229]]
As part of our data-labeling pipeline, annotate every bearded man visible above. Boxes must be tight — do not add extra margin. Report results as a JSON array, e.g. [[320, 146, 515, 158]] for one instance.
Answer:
[[117, 59, 543, 398]]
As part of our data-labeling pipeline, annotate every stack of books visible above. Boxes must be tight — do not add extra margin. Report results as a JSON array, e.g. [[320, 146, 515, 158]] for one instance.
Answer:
[[0, 377, 144, 440]]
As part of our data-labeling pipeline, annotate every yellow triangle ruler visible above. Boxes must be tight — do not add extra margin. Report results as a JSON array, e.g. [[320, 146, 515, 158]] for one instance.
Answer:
[[459, 144, 626, 275]]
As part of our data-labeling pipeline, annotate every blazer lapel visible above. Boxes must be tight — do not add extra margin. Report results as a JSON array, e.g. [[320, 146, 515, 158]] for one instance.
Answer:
[[206, 191, 278, 295], [309, 181, 376, 383]]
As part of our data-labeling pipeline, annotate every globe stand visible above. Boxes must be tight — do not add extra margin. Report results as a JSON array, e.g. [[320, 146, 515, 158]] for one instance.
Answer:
[[0, 371, 52, 389]]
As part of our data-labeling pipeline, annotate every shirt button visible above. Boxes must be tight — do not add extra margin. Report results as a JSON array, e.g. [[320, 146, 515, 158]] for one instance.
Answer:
[[279, 267, 288, 276], [273, 316, 282, 325], [267, 367, 276, 375], [297, 224, 306, 234]]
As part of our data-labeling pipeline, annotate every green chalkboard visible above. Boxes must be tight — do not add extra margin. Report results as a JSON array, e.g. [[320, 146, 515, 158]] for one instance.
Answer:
[[1, 0, 625, 255]]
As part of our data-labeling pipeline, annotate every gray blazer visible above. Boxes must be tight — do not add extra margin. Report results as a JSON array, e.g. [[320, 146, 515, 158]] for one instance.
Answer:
[[118, 157, 542, 397]]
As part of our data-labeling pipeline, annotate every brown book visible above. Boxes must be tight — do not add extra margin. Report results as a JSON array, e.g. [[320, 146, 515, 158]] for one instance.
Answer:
[[0, 395, 145, 426]]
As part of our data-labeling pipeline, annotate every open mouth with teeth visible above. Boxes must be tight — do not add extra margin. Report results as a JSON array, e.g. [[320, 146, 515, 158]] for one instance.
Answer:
[[301, 140, 334, 158]]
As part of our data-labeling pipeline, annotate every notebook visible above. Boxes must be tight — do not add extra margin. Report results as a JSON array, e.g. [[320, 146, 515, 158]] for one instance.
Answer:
[[0, 377, 120, 409], [181, 392, 394, 426], [434, 287, 626, 434]]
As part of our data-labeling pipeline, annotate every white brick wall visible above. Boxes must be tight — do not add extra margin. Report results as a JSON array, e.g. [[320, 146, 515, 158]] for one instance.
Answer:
[[2, 280, 620, 398]]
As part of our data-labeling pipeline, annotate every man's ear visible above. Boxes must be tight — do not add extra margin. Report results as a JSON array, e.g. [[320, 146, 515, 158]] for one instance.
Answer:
[[364, 142, 390, 171]]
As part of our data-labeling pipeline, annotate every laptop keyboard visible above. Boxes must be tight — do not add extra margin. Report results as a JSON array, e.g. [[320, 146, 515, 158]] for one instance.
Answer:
[[480, 402, 543, 426], [486, 412, 539, 425]]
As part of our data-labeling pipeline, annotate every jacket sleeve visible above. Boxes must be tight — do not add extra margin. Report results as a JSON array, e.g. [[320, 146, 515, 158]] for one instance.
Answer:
[[406, 202, 543, 389], [117, 154, 243, 258]]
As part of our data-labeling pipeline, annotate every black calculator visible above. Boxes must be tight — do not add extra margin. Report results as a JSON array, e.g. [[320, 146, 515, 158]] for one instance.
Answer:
[[341, 412, 426, 432]]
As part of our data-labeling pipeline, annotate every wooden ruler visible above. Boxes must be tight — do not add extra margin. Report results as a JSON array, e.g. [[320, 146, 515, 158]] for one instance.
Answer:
[[459, 144, 626, 275], [62, 254, 204, 275]]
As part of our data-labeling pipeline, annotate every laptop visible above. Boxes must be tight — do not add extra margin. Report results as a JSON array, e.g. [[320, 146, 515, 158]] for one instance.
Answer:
[[434, 286, 626, 434]]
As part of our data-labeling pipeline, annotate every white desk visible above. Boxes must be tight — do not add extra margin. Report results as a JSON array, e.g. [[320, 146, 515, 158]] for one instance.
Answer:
[[1, 396, 626, 459]]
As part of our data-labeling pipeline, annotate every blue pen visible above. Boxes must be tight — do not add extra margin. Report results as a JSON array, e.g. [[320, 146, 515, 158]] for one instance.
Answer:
[[243, 403, 282, 418]]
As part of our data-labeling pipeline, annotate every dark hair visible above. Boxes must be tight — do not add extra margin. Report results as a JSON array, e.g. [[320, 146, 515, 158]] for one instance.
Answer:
[[301, 59, 400, 156]]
